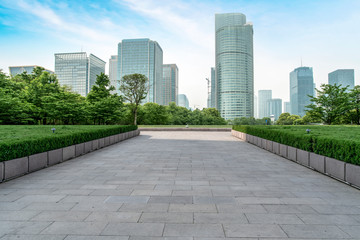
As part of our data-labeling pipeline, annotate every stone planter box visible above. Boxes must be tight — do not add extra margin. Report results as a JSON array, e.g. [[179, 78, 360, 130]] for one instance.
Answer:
[[309, 153, 325, 173], [272, 142, 280, 155], [115, 134, 119, 143], [84, 141, 92, 154], [48, 149, 62, 166], [255, 137, 261, 147], [266, 140, 273, 152], [261, 139, 267, 149], [288, 146, 297, 161], [297, 149, 310, 166], [345, 164, 360, 188], [0, 162, 4, 182], [4, 157, 28, 180], [63, 145, 75, 161], [104, 137, 110, 146], [92, 139, 99, 150], [75, 143, 85, 157], [325, 157, 345, 181], [110, 135, 115, 145], [279, 144, 287, 158], [29, 152, 48, 172], [99, 138, 105, 148]]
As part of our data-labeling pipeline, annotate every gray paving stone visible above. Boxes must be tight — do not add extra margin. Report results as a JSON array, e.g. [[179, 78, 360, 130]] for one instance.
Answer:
[[0, 221, 52, 236], [281, 224, 351, 238], [194, 213, 248, 223], [263, 204, 317, 214], [129, 237, 191, 240], [31, 211, 90, 221], [223, 224, 287, 238], [85, 211, 141, 222], [0, 235, 65, 240], [163, 223, 224, 237], [194, 196, 236, 204], [120, 203, 169, 212], [101, 223, 164, 236], [140, 212, 193, 223], [41, 222, 107, 235], [0, 211, 39, 221], [105, 196, 149, 203], [169, 204, 217, 213], [246, 213, 303, 224], [148, 196, 192, 204], [65, 236, 128, 240]]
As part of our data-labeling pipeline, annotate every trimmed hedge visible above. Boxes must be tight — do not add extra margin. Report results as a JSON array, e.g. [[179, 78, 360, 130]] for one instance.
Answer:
[[233, 125, 360, 166], [0, 125, 137, 162]]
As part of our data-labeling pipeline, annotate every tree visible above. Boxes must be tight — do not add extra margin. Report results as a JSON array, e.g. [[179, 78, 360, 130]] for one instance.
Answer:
[[348, 86, 360, 125], [306, 84, 350, 125], [119, 74, 148, 125], [87, 73, 123, 125], [166, 102, 190, 125], [140, 102, 169, 125], [201, 108, 227, 125]]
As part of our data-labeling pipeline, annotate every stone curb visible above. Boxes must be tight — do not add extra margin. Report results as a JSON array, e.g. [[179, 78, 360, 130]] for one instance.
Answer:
[[140, 128, 231, 132], [1, 129, 139, 183], [231, 129, 360, 189]]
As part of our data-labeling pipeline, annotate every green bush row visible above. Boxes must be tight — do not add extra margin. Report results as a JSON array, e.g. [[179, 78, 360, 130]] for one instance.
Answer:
[[0, 125, 137, 162], [233, 125, 360, 165]]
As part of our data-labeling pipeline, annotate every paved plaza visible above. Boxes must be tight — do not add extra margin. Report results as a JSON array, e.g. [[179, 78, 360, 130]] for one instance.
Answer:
[[1, 131, 360, 239]]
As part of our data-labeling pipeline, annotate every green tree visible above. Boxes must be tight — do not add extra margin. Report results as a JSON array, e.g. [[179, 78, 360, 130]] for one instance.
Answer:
[[306, 84, 350, 125], [87, 73, 123, 125], [166, 102, 190, 125], [140, 102, 169, 125], [201, 108, 227, 125], [348, 86, 360, 125], [120, 74, 148, 125]]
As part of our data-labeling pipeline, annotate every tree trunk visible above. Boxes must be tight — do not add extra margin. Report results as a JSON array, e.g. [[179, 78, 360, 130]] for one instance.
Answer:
[[133, 107, 137, 125]]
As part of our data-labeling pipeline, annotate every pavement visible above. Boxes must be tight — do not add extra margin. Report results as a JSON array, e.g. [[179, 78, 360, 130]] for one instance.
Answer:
[[0, 131, 360, 239]]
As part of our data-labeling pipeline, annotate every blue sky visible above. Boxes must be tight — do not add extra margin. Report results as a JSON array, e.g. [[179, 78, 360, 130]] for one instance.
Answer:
[[1, 0, 359, 109]]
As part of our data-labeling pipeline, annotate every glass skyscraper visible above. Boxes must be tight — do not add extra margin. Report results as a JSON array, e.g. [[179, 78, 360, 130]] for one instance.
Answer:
[[215, 13, 254, 120], [328, 69, 354, 90], [54, 52, 105, 97], [178, 94, 190, 109], [210, 67, 216, 108], [284, 101, 291, 113], [9, 65, 54, 75], [290, 67, 314, 117], [258, 90, 272, 119], [109, 55, 118, 94], [268, 98, 282, 120], [118, 38, 163, 104], [161, 64, 178, 105]]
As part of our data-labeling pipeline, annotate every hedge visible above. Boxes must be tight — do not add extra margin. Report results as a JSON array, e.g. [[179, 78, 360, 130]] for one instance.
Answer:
[[233, 125, 360, 166], [0, 125, 137, 162]]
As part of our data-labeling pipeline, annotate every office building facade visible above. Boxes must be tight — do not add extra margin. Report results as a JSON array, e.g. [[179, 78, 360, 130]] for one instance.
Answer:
[[178, 94, 190, 109], [284, 101, 291, 113], [268, 98, 282, 120], [258, 90, 272, 119], [161, 64, 178, 105], [210, 67, 216, 108], [109, 55, 118, 94], [118, 38, 163, 104], [290, 67, 314, 117], [215, 13, 254, 120], [9, 65, 54, 75], [328, 69, 354, 90]]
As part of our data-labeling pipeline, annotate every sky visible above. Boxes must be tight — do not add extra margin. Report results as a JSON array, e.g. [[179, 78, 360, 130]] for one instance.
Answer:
[[1, 0, 359, 109]]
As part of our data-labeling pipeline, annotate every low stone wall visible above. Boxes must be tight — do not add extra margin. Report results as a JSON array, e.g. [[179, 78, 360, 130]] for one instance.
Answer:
[[139, 128, 231, 132], [232, 129, 360, 189], [0, 129, 140, 183]]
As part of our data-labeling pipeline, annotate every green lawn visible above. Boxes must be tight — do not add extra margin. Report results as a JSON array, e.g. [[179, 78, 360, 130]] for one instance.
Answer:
[[138, 125, 231, 128]]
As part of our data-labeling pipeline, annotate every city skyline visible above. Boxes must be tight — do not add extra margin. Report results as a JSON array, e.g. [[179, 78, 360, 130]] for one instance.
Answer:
[[1, 0, 360, 108]]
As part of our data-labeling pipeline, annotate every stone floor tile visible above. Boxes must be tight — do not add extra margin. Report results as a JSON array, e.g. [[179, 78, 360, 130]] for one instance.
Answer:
[[105, 196, 149, 204], [85, 212, 141, 222], [101, 223, 164, 236], [169, 204, 217, 213], [0, 235, 66, 240], [281, 224, 351, 238], [163, 223, 224, 237], [262, 204, 317, 214], [0, 211, 39, 221], [64, 236, 128, 240], [194, 213, 248, 223], [223, 224, 287, 238], [148, 196, 193, 204], [31, 211, 91, 221], [139, 212, 193, 223], [70, 202, 122, 212], [246, 213, 303, 224], [41, 222, 107, 235], [216, 204, 267, 213], [119, 203, 169, 212]]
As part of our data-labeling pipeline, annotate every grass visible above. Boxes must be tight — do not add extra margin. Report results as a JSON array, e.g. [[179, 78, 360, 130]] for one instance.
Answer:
[[138, 125, 231, 128]]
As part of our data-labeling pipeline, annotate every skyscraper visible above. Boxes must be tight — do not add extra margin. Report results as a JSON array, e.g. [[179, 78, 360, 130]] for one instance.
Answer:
[[9, 65, 54, 75], [258, 90, 272, 119], [290, 67, 314, 117], [54, 52, 105, 97], [161, 64, 178, 105], [210, 67, 216, 108], [268, 98, 282, 120], [284, 101, 291, 113], [328, 69, 355, 90], [118, 38, 163, 104], [109, 55, 118, 94], [215, 13, 254, 120], [178, 94, 190, 109]]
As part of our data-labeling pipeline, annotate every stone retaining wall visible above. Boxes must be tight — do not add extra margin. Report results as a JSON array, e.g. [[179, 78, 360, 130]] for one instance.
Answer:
[[0, 129, 140, 183], [232, 129, 360, 189], [139, 128, 231, 132]]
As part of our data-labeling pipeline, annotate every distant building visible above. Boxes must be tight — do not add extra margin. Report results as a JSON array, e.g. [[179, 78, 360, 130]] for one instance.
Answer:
[[215, 13, 254, 120], [258, 90, 272, 118], [9, 65, 54, 75], [290, 67, 314, 117], [328, 69, 354, 90], [268, 98, 282, 120], [254, 94, 258, 119], [54, 52, 105, 97], [118, 38, 163, 104], [178, 94, 190, 109], [284, 101, 291, 113], [109, 55, 118, 94], [161, 64, 178, 105], [210, 67, 216, 108]]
